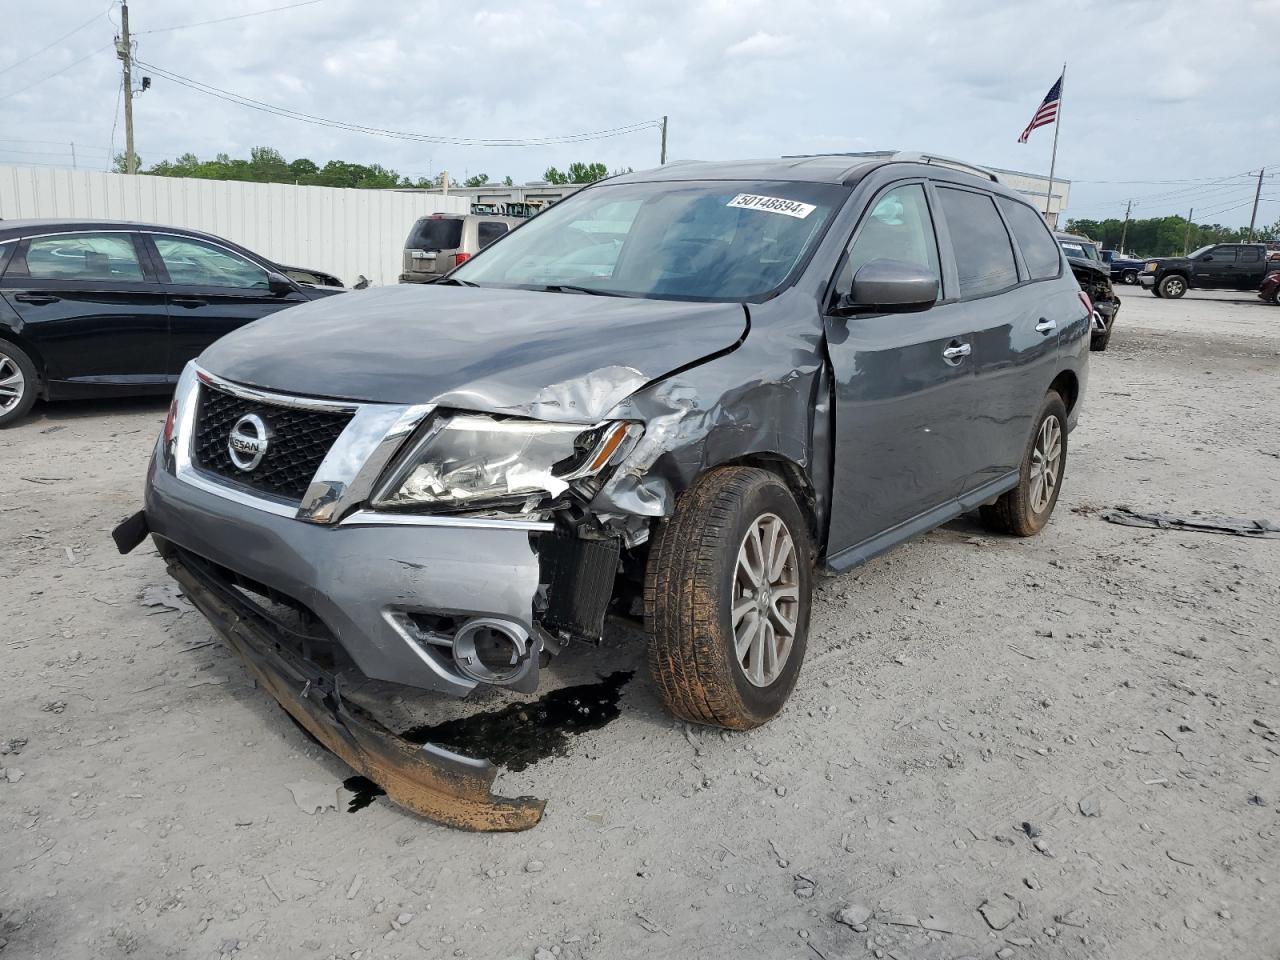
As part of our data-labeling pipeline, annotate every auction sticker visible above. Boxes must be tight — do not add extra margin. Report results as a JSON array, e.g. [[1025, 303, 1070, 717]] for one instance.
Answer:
[[726, 193, 816, 219]]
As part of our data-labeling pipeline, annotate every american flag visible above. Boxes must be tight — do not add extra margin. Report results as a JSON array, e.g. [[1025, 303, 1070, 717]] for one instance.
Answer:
[[1018, 74, 1063, 143]]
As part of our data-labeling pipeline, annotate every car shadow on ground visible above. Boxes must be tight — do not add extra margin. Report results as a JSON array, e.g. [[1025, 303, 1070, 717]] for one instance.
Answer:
[[23, 395, 171, 426]]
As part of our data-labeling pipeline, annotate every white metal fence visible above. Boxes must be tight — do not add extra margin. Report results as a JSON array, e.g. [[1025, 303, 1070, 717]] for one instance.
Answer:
[[0, 165, 469, 287]]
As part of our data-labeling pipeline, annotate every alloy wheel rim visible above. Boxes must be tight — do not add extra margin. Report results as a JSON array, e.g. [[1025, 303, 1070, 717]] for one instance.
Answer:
[[732, 512, 800, 687], [1167, 279, 1184, 296], [1029, 415, 1063, 514], [0, 355, 25, 413]]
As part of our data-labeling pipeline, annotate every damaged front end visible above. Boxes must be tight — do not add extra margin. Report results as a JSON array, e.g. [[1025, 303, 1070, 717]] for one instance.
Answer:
[[165, 545, 546, 831], [1067, 256, 1120, 344]]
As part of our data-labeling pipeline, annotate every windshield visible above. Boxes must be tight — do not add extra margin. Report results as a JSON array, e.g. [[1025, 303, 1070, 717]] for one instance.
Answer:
[[1187, 245, 1215, 259], [451, 179, 848, 301], [1059, 240, 1100, 261]]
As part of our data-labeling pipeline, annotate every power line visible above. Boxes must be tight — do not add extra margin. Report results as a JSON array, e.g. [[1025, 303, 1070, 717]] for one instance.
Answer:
[[0, 6, 109, 77], [0, 43, 113, 103], [134, 58, 663, 147], [135, 0, 327, 35]]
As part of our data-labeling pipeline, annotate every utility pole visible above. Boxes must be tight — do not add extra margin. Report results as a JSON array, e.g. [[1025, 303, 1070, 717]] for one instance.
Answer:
[[1119, 199, 1132, 254], [1247, 167, 1265, 242], [70, 142, 77, 170], [1182, 207, 1194, 255], [660, 115, 668, 166], [115, 1, 137, 174]]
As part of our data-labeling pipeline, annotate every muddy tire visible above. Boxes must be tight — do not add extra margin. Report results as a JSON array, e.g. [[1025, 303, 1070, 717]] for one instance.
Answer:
[[1158, 273, 1187, 299], [980, 391, 1067, 538], [645, 466, 812, 730], [0, 340, 38, 428]]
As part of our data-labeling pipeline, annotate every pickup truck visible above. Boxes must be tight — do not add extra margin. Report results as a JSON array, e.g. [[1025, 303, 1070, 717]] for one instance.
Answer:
[[1140, 242, 1280, 298], [1101, 249, 1145, 285]]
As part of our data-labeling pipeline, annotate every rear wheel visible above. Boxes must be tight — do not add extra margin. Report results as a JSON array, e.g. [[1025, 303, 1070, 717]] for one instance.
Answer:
[[0, 341, 38, 428], [1158, 274, 1188, 299], [980, 391, 1067, 537], [645, 467, 812, 730], [1122, 269, 1138, 285]]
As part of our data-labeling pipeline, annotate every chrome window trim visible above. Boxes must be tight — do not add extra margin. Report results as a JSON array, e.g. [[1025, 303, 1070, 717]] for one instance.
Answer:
[[339, 510, 554, 532]]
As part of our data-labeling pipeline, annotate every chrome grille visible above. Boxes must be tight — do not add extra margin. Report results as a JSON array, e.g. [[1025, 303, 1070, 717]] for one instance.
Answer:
[[191, 383, 353, 502]]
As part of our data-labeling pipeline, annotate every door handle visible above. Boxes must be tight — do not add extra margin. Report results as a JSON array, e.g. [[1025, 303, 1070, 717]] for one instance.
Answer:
[[13, 293, 59, 305], [941, 342, 971, 361], [1034, 318, 1057, 334], [170, 297, 208, 308]]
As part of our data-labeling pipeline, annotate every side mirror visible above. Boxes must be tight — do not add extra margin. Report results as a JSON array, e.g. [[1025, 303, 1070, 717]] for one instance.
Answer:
[[835, 259, 939, 315], [1200, 255, 1213, 262], [266, 273, 294, 296]]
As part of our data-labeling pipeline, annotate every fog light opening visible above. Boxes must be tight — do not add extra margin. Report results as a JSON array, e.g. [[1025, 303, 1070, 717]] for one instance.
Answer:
[[452, 618, 533, 685]]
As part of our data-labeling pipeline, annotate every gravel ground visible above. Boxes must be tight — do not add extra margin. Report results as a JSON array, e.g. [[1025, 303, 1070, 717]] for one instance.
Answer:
[[1, 288, 1278, 960]]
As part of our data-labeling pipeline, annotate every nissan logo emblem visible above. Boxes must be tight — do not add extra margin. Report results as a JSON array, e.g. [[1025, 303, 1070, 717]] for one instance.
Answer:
[[228, 413, 271, 472]]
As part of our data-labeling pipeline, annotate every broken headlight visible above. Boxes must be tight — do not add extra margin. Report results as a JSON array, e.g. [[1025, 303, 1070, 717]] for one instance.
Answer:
[[372, 413, 639, 512]]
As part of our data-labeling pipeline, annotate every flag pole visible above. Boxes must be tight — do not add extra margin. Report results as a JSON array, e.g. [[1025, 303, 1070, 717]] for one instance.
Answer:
[[1044, 62, 1065, 222]]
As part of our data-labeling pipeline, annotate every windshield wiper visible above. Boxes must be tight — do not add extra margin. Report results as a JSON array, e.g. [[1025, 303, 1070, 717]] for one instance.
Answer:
[[537, 283, 628, 297], [431, 276, 478, 287]]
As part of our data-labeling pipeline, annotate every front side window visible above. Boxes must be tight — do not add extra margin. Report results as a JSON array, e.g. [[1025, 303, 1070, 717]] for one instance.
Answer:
[[17, 233, 144, 282], [154, 236, 268, 289], [998, 198, 1062, 280], [839, 183, 940, 294], [453, 179, 847, 302], [1207, 245, 1237, 263], [936, 188, 1019, 297]]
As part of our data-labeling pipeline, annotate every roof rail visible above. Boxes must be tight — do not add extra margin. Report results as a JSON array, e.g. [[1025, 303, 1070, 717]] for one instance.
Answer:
[[785, 150, 1002, 184]]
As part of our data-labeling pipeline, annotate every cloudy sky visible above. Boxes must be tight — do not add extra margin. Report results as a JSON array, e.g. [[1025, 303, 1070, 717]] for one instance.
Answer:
[[3, 0, 1279, 227]]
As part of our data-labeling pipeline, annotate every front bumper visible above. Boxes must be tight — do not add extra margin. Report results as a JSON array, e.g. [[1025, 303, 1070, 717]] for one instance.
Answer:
[[144, 455, 544, 698], [1138, 274, 1156, 289], [164, 544, 544, 831]]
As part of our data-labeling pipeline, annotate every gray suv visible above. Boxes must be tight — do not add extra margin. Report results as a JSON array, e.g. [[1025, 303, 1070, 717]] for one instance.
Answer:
[[398, 213, 522, 283], [118, 152, 1089, 828]]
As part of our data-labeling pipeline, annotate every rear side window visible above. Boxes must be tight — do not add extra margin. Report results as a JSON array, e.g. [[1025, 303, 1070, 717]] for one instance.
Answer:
[[477, 221, 508, 248], [1239, 246, 1262, 264], [936, 187, 1019, 297], [408, 218, 463, 251], [17, 233, 144, 282], [998, 198, 1061, 279]]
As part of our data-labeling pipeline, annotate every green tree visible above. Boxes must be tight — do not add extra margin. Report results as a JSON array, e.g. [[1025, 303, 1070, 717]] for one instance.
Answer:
[[463, 173, 490, 187], [503, 175, 514, 186], [543, 162, 609, 185], [543, 166, 569, 184]]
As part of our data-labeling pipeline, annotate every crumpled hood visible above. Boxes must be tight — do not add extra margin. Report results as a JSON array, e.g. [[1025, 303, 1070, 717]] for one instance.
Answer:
[[197, 284, 748, 421]]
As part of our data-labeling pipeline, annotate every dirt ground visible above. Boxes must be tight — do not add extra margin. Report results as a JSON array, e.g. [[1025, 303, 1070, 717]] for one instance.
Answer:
[[2, 288, 1278, 960]]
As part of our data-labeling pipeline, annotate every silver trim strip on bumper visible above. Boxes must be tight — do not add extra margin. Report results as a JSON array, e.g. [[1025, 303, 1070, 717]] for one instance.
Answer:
[[338, 510, 554, 531]]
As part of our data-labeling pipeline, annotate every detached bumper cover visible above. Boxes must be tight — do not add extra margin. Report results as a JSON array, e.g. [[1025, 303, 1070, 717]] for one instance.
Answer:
[[166, 549, 546, 831]]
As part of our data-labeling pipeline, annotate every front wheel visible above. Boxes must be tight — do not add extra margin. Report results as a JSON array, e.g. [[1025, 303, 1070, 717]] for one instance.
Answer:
[[980, 391, 1067, 537], [1158, 274, 1188, 299], [645, 467, 813, 730], [1123, 270, 1138, 285]]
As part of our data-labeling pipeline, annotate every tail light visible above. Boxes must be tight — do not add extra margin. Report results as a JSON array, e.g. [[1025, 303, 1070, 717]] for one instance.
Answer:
[[453, 252, 471, 267], [1077, 291, 1092, 318]]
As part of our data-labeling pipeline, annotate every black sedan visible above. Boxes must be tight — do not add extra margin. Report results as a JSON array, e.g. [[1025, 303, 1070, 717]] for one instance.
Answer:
[[0, 219, 344, 427]]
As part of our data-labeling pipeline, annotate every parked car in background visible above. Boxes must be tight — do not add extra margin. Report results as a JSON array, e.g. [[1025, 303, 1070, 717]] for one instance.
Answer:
[[1259, 270, 1280, 304], [118, 152, 1090, 828], [1057, 232, 1120, 351], [1140, 242, 1279, 298], [1101, 248, 1145, 285], [398, 213, 523, 283], [0, 219, 344, 427]]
